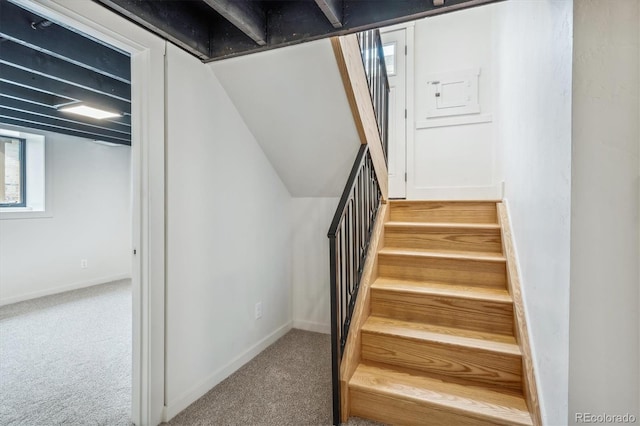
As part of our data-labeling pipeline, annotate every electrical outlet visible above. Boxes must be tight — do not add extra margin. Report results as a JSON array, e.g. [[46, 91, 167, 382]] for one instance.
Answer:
[[80, 259, 88, 269], [255, 302, 263, 320]]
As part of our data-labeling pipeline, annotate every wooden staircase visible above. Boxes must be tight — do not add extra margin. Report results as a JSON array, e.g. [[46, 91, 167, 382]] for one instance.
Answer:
[[345, 200, 537, 426]]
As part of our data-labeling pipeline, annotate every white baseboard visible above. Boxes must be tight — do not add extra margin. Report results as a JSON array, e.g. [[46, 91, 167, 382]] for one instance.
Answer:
[[293, 319, 331, 334], [0, 273, 132, 306], [162, 321, 293, 422]]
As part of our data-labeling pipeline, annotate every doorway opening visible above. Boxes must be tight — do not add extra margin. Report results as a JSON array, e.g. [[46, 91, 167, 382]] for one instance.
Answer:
[[0, 2, 134, 424], [0, 0, 166, 424]]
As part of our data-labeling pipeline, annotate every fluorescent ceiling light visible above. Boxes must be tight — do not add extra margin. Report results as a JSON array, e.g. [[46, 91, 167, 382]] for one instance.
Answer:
[[59, 105, 121, 120], [92, 140, 125, 147]]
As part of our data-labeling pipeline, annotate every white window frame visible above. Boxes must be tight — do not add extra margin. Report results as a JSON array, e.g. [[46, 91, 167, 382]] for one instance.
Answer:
[[0, 127, 52, 220]]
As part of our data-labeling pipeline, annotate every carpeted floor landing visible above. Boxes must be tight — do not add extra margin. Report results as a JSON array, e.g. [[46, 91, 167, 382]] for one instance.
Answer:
[[1, 281, 381, 426], [165, 329, 383, 426], [0, 280, 132, 426]]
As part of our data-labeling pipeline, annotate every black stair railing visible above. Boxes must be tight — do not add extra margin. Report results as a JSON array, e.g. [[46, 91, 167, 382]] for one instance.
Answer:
[[328, 28, 389, 425], [328, 144, 381, 425], [356, 29, 390, 163]]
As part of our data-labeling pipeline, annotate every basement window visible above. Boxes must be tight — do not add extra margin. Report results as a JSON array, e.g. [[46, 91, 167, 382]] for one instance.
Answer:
[[383, 42, 396, 76], [0, 136, 26, 207], [0, 129, 47, 219]]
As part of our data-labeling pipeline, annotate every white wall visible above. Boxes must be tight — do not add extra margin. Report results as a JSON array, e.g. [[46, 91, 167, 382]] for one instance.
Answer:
[[291, 197, 338, 334], [211, 40, 360, 198], [410, 6, 498, 200], [493, 1, 573, 424], [164, 43, 293, 420], [570, 0, 640, 423], [0, 127, 132, 305]]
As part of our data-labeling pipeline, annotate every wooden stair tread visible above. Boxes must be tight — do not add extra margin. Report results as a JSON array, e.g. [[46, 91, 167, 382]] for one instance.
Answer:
[[378, 248, 506, 263], [371, 278, 512, 303], [350, 364, 533, 426], [388, 200, 500, 225], [388, 200, 501, 206], [362, 316, 520, 355], [386, 221, 501, 229]]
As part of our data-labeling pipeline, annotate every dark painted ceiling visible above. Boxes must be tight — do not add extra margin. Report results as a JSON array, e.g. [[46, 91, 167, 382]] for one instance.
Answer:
[[0, 0, 131, 146], [93, 0, 499, 62]]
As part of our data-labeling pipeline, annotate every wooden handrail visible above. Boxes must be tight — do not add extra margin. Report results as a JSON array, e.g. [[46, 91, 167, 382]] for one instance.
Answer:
[[331, 34, 389, 202]]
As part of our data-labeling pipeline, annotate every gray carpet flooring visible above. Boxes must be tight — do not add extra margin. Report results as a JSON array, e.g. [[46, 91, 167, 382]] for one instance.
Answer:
[[0, 280, 132, 426], [1, 282, 380, 426], [165, 329, 383, 426]]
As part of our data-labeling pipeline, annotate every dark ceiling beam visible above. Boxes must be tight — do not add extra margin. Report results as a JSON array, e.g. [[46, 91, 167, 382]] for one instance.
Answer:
[[207, 11, 270, 59], [341, 0, 494, 28], [0, 97, 131, 134], [0, 81, 72, 108], [201, 0, 267, 46], [0, 40, 130, 101], [0, 64, 131, 115], [0, 117, 130, 146], [91, 0, 500, 62], [0, 108, 130, 142], [94, 0, 212, 60], [0, 114, 130, 146], [0, 0, 130, 82], [204, 0, 499, 61], [266, 1, 335, 46], [314, 0, 343, 28]]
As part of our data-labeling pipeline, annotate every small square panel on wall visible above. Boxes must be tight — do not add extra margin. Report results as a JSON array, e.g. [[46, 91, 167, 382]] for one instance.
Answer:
[[426, 68, 480, 118]]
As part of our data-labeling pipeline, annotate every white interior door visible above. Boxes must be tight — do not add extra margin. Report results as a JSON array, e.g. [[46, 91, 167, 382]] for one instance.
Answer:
[[381, 28, 407, 199]]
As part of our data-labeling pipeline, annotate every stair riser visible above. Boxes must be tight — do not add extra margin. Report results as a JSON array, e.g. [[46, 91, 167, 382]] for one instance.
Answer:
[[350, 387, 521, 426], [371, 289, 514, 336], [389, 202, 498, 224], [361, 333, 523, 392], [378, 254, 507, 288], [385, 227, 503, 254]]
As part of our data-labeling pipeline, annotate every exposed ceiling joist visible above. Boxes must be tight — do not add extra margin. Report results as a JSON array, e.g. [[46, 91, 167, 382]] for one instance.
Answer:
[[314, 0, 343, 28], [0, 0, 130, 82], [94, 0, 212, 60], [0, 64, 131, 115], [0, 108, 130, 141], [0, 115, 130, 145], [202, 0, 267, 46], [0, 40, 130, 101], [1, 97, 130, 133], [341, 0, 483, 28], [93, 0, 500, 62], [0, 81, 72, 108], [0, 107, 130, 143], [0, 0, 132, 146]]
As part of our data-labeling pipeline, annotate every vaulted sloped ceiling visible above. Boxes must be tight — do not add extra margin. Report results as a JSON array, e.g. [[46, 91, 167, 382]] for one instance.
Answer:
[[93, 0, 500, 62], [0, 0, 131, 145]]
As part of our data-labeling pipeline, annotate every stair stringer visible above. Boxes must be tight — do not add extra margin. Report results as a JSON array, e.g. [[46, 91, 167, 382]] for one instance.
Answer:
[[338, 202, 389, 423], [497, 202, 543, 426]]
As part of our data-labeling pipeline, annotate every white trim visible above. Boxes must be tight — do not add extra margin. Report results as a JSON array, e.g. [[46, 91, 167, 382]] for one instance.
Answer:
[[0, 127, 51, 219], [501, 199, 546, 423], [416, 113, 493, 129], [293, 320, 331, 334], [405, 24, 416, 200], [162, 322, 294, 422], [12, 2, 166, 425], [0, 274, 132, 306], [380, 21, 416, 33]]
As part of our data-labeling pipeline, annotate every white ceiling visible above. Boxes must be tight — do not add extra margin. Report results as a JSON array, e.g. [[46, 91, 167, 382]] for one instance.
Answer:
[[211, 38, 361, 198]]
